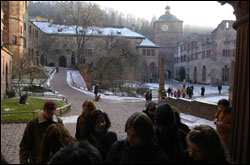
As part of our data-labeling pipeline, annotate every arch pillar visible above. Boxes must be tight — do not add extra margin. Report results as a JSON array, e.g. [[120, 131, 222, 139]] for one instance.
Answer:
[[220, 1, 249, 163]]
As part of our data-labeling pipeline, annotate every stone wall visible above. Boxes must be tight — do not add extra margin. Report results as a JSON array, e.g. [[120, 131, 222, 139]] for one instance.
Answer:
[[163, 97, 218, 121]]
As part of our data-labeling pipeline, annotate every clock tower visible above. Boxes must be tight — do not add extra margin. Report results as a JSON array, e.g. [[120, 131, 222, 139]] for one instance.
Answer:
[[154, 5, 183, 78]]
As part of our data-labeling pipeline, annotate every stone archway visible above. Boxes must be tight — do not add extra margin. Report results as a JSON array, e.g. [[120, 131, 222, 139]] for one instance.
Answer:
[[221, 2, 249, 164], [193, 66, 197, 83], [59, 56, 67, 67]]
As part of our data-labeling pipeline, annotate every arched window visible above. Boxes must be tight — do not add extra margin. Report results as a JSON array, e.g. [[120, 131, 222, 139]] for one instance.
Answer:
[[202, 65, 206, 82], [71, 54, 75, 66], [193, 66, 197, 83]]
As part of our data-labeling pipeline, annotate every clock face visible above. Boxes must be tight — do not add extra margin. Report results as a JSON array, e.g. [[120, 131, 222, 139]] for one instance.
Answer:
[[161, 25, 169, 31]]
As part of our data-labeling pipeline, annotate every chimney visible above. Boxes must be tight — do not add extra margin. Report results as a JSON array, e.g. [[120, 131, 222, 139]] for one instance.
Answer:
[[49, 19, 53, 27], [132, 24, 135, 31]]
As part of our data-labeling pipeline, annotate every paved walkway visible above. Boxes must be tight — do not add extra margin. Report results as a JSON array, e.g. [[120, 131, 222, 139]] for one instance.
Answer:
[[1, 67, 145, 164], [1, 67, 226, 163]]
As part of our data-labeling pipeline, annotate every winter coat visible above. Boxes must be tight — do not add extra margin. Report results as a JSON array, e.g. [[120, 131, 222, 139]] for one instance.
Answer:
[[87, 131, 117, 161], [155, 126, 188, 163], [94, 85, 99, 95], [106, 138, 170, 164], [75, 116, 86, 140], [177, 89, 181, 97], [19, 112, 63, 164], [179, 149, 230, 164], [145, 92, 152, 101], [214, 108, 232, 147]]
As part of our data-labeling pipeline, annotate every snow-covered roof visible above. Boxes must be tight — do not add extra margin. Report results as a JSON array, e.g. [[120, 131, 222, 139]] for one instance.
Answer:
[[31, 21, 145, 39], [137, 38, 160, 48]]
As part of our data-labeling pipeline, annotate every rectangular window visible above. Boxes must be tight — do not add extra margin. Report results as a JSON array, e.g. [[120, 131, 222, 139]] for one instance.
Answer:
[[29, 25, 31, 35], [12, 36, 17, 44], [143, 49, 146, 56], [202, 51, 205, 59], [206, 50, 211, 58], [24, 23, 26, 31], [147, 50, 150, 56], [23, 37, 26, 48], [151, 49, 155, 56]]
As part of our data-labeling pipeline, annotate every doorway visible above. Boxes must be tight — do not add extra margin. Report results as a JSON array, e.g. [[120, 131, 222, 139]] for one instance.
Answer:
[[59, 56, 67, 67]]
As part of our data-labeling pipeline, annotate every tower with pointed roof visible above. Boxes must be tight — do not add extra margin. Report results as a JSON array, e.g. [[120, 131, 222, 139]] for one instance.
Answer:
[[154, 5, 183, 78]]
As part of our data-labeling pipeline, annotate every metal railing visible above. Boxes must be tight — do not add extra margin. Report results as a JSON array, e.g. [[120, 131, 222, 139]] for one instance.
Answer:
[[1, 96, 71, 121]]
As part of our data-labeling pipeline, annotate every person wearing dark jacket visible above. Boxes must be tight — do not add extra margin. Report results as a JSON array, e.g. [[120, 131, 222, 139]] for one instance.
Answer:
[[172, 106, 190, 134], [154, 103, 188, 163], [75, 100, 97, 140], [84, 110, 117, 160], [94, 84, 99, 101], [201, 86, 205, 96], [106, 112, 169, 164], [19, 101, 63, 164], [145, 90, 152, 107], [142, 101, 157, 123]]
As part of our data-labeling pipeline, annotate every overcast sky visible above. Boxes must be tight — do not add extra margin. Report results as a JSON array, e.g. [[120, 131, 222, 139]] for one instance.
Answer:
[[92, 1, 235, 28]]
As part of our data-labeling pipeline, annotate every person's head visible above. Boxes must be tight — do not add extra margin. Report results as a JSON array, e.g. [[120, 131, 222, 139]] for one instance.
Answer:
[[38, 123, 76, 164], [217, 99, 230, 112], [186, 125, 227, 163], [125, 112, 153, 148], [78, 100, 97, 127], [82, 100, 97, 118], [43, 101, 57, 119], [146, 101, 157, 115], [85, 110, 111, 136], [154, 103, 176, 134], [50, 140, 103, 164]]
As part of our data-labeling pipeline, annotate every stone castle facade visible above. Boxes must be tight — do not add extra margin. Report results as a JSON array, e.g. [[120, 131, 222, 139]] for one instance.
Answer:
[[1, 1, 160, 99], [173, 20, 236, 85], [154, 6, 183, 78], [154, 6, 236, 85]]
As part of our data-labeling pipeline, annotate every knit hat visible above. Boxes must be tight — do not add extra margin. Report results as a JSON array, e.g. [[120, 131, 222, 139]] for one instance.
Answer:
[[44, 101, 57, 115], [154, 103, 176, 125]]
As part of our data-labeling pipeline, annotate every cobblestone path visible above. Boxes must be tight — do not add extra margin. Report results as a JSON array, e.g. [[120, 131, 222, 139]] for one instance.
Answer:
[[1, 67, 145, 164]]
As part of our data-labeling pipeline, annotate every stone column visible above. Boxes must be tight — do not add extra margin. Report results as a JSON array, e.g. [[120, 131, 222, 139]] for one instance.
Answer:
[[158, 58, 165, 103], [221, 1, 249, 164]]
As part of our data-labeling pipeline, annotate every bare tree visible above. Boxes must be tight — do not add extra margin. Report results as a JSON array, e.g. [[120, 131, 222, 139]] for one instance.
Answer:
[[61, 1, 104, 69], [12, 53, 46, 104], [36, 36, 57, 66], [92, 36, 148, 88]]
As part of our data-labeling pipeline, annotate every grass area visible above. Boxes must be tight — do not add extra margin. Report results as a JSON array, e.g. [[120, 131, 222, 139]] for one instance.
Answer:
[[1, 97, 66, 122]]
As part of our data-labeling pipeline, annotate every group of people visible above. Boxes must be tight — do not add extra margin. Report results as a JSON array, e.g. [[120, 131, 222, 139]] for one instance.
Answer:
[[16, 97, 232, 164]]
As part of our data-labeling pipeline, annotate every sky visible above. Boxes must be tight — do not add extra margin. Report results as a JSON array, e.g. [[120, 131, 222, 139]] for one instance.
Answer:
[[92, 1, 235, 28]]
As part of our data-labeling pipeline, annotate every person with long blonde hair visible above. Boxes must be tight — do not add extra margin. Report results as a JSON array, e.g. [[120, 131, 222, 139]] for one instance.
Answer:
[[75, 100, 97, 140]]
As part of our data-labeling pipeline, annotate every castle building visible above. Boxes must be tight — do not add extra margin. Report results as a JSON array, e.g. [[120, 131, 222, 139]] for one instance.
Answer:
[[173, 20, 236, 85], [154, 5, 183, 78], [30, 20, 160, 80], [1, 5, 12, 99], [1, 1, 160, 96]]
